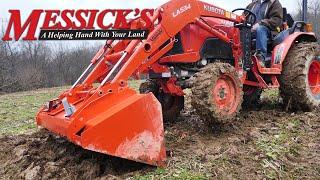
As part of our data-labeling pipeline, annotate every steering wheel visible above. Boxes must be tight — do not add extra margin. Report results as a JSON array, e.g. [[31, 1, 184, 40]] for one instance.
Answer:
[[232, 8, 257, 26]]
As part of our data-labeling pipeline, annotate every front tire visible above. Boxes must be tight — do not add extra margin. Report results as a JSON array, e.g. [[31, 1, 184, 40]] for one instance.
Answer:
[[280, 42, 320, 111], [191, 63, 243, 125]]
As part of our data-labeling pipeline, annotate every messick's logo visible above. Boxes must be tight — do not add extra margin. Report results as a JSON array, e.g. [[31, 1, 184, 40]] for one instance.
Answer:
[[2, 9, 154, 41]]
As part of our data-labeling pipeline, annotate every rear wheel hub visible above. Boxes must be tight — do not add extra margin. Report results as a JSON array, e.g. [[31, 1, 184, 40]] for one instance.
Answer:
[[308, 59, 320, 96]]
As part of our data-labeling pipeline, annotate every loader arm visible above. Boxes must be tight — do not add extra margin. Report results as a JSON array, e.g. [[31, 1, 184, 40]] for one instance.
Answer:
[[73, 0, 243, 90], [36, 0, 244, 166]]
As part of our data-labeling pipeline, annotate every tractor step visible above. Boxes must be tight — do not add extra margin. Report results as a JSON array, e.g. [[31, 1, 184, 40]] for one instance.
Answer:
[[258, 67, 282, 74]]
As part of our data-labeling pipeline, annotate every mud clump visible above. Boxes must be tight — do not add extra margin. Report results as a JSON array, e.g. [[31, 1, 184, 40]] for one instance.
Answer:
[[0, 130, 147, 179]]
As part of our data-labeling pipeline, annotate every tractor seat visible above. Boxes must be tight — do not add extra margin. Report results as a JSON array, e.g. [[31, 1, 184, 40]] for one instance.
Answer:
[[272, 7, 296, 47], [272, 29, 290, 47], [273, 21, 307, 47], [252, 21, 307, 50]]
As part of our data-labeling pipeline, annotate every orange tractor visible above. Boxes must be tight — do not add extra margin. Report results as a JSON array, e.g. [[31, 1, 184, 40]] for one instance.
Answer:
[[36, 0, 319, 166]]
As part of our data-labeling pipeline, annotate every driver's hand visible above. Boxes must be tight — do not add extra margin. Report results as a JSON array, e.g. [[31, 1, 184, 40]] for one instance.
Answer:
[[252, 23, 259, 31]]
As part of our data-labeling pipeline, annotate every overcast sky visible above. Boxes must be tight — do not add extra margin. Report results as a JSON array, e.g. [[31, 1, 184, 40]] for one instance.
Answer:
[[0, 0, 300, 21]]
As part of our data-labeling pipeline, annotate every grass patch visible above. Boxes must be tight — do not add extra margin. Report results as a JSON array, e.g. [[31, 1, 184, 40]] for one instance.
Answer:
[[128, 80, 143, 91], [255, 117, 304, 179], [261, 89, 280, 109], [133, 168, 208, 180], [0, 87, 68, 135]]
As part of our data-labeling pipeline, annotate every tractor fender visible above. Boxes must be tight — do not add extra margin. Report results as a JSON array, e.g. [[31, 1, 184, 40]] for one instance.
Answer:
[[272, 32, 317, 64]]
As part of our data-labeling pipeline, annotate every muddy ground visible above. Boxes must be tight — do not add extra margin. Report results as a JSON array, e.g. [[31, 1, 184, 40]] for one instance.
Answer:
[[0, 91, 319, 179]]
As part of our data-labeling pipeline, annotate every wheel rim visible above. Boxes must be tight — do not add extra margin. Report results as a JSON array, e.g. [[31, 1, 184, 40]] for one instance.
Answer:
[[308, 59, 320, 96], [212, 75, 239, 115]]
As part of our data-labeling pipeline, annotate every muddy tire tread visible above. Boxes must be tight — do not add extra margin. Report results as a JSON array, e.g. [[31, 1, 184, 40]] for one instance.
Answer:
[[279, 42, 320, 111], [191, 62, 243, 124]]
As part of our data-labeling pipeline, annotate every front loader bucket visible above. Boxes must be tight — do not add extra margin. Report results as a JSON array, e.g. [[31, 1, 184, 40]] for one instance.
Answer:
[[36, 89, 166, 166]]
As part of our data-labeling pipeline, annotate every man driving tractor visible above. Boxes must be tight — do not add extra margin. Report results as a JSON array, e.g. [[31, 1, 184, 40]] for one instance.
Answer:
[[247, 0, 283, 67]]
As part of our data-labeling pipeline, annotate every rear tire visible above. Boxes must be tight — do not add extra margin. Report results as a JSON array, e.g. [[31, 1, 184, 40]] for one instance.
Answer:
[[279, 42, 320, 111], [139, 80, 184, 122], [191, 63, 243, 125]]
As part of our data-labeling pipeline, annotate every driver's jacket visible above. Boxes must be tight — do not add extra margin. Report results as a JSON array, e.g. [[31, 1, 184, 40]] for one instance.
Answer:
[[246, 0, 283, 31]]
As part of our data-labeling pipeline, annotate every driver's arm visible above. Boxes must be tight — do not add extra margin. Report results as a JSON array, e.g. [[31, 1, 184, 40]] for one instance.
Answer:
[[260, 1, 283, 31]]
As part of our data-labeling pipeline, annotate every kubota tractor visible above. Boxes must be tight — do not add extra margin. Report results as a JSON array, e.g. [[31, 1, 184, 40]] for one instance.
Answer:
[[36, 0, 320, 166]]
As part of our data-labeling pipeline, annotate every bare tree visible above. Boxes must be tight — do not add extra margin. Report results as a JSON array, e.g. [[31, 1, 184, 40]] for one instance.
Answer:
[[296, 0, 320, 39], [309, 0, 320, 37]]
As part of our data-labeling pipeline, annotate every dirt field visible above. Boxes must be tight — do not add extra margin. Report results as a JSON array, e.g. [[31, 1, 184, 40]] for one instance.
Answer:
[[0, 87, 319, 179]]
